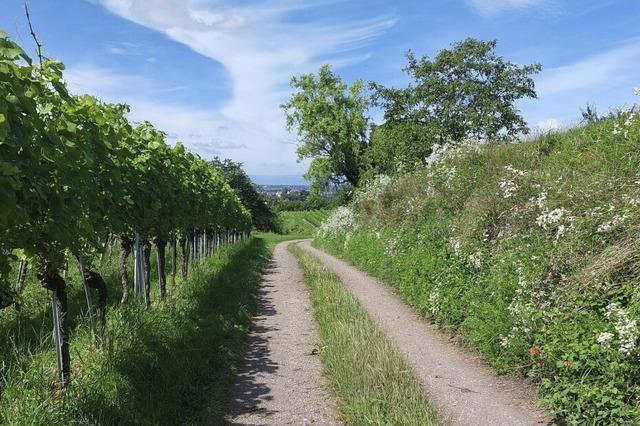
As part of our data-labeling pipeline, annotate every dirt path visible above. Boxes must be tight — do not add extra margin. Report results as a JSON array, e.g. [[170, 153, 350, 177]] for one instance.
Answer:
[[299, 241, 551, 426], [226, 241, 339, 425]]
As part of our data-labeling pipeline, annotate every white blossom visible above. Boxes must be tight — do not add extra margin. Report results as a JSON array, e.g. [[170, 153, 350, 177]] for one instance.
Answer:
[[499, 179, 517, 198], [604, 303, 639, 356], [536, 208, 568, 230], [596, 332, 614, 347], [318, 206, 358, 238], [597, 214, 629, 233]]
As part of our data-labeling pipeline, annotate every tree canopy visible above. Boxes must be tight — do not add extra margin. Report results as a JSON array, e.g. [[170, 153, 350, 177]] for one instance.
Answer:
[[283, 39, 542, 183], [282, 65, 369, 191], [209, 158, 279, 231]]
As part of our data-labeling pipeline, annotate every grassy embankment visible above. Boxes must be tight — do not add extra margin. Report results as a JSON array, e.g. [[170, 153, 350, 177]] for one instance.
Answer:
[[0, 234, 289, 425], [278, 209, 329, 236], [316, 116, 640, 424], [290, 244, 440, 425]]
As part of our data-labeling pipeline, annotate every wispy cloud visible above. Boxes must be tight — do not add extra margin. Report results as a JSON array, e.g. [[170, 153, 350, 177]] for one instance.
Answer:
[[468, 0, 550, 15], [90, 0, 396, 174], [535, 118, 561, 132], [536, 40, 640, 97], [519, 39, 640, 131]]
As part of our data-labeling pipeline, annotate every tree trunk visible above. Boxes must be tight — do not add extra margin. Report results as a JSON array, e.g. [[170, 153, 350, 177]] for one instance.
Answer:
[[142, 240, 152, 307], [171, 236, 177, 288], [156, 239, 167, 299], [39, 269, 71, 387], [180, 236, 188, 278], [82, 268, 108, 334], [119, 236, 132, 305]]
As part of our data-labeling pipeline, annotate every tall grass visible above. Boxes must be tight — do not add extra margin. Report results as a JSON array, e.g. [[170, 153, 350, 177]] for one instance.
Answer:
[[0, 237, 272, 425], [316, 116, 640, 424], [290, 244, 440, 426]]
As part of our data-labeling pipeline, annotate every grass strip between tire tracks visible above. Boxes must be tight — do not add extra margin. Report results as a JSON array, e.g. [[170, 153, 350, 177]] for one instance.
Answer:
[[290, 243, 440, 426]]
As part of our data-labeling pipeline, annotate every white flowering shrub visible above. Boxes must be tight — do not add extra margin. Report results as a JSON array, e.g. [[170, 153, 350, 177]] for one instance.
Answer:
[[354, 174, 392, 205], [602, 303, 639, 357], [317, 206, 358, 238]]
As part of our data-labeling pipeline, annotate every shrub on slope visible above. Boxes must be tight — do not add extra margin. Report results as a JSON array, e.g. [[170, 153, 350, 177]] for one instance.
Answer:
[[316, 111, 640, 424]]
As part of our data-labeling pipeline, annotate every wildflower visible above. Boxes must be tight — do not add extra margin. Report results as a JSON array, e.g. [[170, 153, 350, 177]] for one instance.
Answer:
[[613, 124, 622, 135], [385, 237, 399, 257], [355, 175, 392, 204], [450, 239, 461, 254], [318, 206, 358, 238], [529, 344, 540, 356], [499, 335, 510, 348], [532, 192, 547, 209], [565, 360, 573, 368], [596, 331, 614, 347], [536, 208, 567, 230], [604, 303, 638, 356], [504, 164, 528, 177], [596, 214, 629, 233], [428, 289, 441, 317], [467, 251, 482, 269], [499, 179, 517, 198]]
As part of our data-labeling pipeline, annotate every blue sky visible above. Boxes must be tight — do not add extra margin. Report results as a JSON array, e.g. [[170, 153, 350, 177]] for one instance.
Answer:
[[2, 0, 639, 183]]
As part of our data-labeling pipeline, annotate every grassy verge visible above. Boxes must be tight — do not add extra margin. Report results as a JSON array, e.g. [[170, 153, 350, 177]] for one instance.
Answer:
[[289, 244, 440, 426], [315, 117, 640, 423], [0, 237, 273, 425]]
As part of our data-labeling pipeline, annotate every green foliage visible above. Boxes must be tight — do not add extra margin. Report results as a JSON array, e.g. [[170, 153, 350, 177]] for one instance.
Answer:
[[282, 65, 369, 189], [210, 157, 279, 232], [290, 244, 440, 425], [0, 31, 251, 295], [278, 210, 329, 236], [272, 188, 350, 212], [0, 238, 270, 425], [367, 38, 541, 176], [316, 114, 640, 424]]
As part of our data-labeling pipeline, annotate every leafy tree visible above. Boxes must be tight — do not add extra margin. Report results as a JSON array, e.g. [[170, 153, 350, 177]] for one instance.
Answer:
[[282, 65, 369, 189], [209, 158, 279, 231], [364, 121, 439, 176], [370, 38, 541, 172]]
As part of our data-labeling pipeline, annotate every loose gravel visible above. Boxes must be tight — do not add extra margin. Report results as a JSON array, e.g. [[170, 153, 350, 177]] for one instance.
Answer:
[[226, 241, 339, 425]]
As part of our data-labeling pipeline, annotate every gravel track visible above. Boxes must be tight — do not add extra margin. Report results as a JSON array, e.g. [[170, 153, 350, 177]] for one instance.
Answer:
[[299, 240, 551, 426], [226, 241, 339, 425]]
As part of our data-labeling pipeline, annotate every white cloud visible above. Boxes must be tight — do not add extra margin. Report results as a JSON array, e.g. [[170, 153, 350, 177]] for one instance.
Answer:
[[89, 0, 395, 175], [468, 0, 550, 15], [63, 62, 309, 175], [106, 46, 128, 55], [518, 40, 640, 133], [535, 118, 561, 132], [536, 41, 640, 97]]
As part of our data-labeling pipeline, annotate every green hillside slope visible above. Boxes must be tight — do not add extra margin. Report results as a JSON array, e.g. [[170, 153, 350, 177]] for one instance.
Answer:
[[315, 115, 640, 424], [279, 210, 329, 236]]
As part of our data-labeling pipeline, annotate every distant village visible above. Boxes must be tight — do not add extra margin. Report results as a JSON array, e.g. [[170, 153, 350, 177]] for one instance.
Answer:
[[260, 185, 310, 201]]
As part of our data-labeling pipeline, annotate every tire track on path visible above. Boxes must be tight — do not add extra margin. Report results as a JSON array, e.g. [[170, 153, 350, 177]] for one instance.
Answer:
[[226, 241, 339, 425]]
